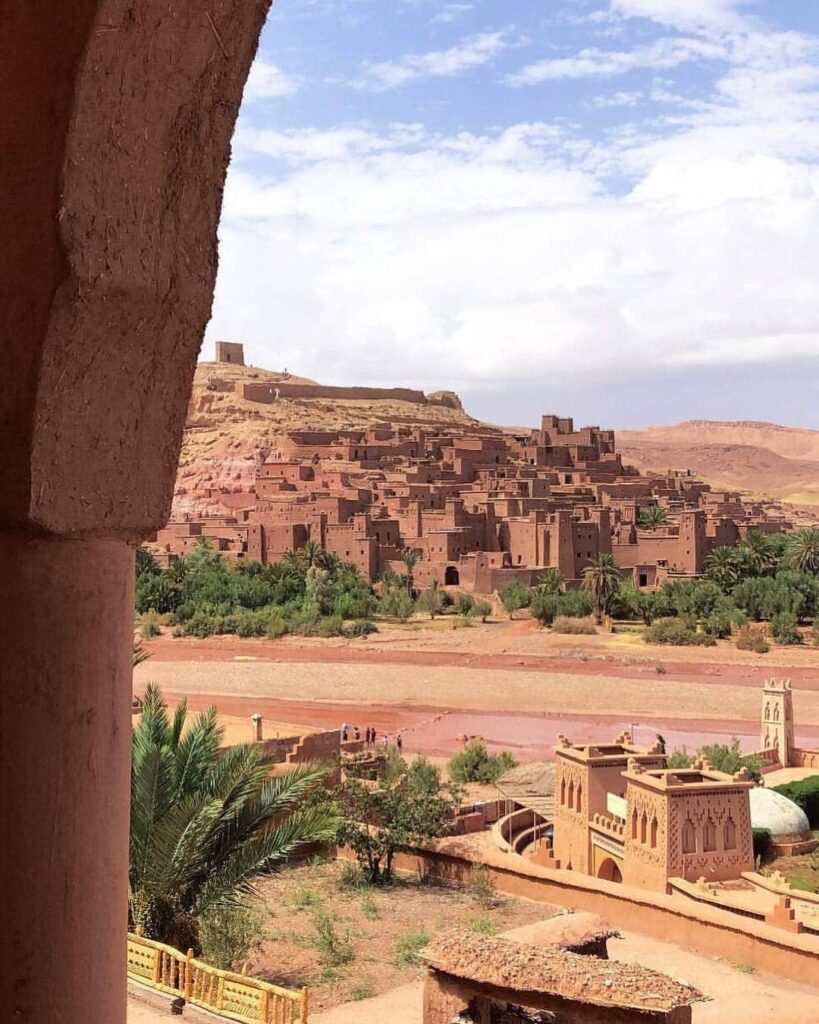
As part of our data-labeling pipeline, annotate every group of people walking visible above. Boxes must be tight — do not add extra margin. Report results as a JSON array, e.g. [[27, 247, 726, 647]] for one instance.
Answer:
[[340, 722, 403, 753]]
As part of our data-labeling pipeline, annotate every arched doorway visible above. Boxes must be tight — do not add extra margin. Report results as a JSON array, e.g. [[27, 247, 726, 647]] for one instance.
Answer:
[[597, 857, 623, 883], [445, 565, 460, 586]]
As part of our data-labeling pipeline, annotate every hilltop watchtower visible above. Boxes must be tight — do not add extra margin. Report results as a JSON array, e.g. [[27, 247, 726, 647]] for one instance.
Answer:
[[215, 340, 245, 365]]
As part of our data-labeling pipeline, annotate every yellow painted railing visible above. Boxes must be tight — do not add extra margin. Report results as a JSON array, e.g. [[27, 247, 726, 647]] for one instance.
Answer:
[[127, 932, 308, 1024]]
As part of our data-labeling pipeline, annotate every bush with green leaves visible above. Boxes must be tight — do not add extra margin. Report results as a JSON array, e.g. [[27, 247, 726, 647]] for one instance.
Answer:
[[392, 931, 430, 967], [773, 776, 819, 828], [310, 909, 355, 967], [499, 580, 531, 619], [530, 589, 593, 627], [448, 740, 516, 785], [770, 610, 802, 645], [134, 539, 375, 640], [416, 583, 445, 619], [667, 740, 762, 783], [472, 599, 492, 622], [342, 619, 378, 638], [198, 901, 266, 970], [643, 617, 715, 647], [377, 586, 415, 620]]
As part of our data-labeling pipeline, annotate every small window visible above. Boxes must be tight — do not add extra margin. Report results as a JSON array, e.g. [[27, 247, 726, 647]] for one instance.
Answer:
[[682, 818, 696, 854], [638, 573, 648, 587]]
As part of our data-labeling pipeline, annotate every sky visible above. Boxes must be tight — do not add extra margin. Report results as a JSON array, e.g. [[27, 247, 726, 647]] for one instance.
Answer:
[[204, 0, 819, 430]]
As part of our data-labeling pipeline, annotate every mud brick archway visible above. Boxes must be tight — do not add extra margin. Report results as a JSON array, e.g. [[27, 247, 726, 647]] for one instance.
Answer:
[[0, 4, 270, 1022]]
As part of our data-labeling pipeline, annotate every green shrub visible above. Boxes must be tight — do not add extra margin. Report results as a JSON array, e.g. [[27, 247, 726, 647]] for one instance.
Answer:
[[199, 901, 266, 970], [473, 600, 492, 622], [552, 615, 596, 635], [350, 981, 373, 1001], [700, 740, 763, 783], [342, 619, 378, 638], [140, 620, 161, 639], [643, 618, 715, 646], [265, 610, 288, 639], [334, 590, 378, 620], [530, 589, 594, 626], [416, 584, 445, 619], [360, 894, 379, 920], [315, 615, 343, 638], [448, 740, 516, 785], [469, 916, 497, 935], [392, 931, 430, 967], [499, 580, 530, 619], [752, 828, 773, 862], [770, 611, 802, 645], [378, 589, 415, 620], [456, 594, 475, 616], [469, 865, 498, 909], [773, 776, 819, 828], [310, 909, 355, 966], [454, 614, 474, 629], [183, 610, 217, 638], [337, 861, 368, 892]]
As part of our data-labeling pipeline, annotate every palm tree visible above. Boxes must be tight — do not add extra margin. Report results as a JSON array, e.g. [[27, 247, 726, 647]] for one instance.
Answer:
[[130, 685, 336, 951], [133, 642, 151, 668], [638, 505, 669, 531], [705, 546, 743, 591], [785, 529, 819, 575], [401, 549, 419, 597], [741, 530, 778, 575], [582, 553, 622, 623], [537, 568, 564, 593]]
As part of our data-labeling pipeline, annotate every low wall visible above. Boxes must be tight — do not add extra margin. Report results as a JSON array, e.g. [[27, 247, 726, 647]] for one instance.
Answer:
[[336, 845, 819, 986], [792, 748, 819, 770], [243, 382, 428, 405]]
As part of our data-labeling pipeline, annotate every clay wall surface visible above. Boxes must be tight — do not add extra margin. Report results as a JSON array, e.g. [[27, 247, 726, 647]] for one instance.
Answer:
[[244, 382, 428, 404]]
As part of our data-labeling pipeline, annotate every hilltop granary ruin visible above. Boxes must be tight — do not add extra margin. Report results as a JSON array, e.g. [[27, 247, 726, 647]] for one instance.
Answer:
[[150, 343, 793, 593]]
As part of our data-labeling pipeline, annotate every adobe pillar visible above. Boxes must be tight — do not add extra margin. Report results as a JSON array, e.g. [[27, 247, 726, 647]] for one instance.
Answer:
[[0, 3, 270, 1021]]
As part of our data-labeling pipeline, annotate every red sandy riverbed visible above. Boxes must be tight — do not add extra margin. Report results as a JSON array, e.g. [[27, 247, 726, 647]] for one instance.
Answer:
[[138, 625, 819, 760]]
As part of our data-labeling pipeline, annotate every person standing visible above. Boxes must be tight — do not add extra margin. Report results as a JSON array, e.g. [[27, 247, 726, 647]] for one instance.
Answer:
[[396, 733, 403, 755]]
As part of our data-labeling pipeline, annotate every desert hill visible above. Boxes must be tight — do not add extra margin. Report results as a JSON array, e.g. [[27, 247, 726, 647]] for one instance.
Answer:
[[173, 362, 481, 518], [619, 420, 819, 508]]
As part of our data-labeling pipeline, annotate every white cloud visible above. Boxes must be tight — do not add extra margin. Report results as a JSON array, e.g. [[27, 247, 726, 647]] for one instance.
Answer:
[[592, 89, 643, 108], [610, 0, 757, 32], [243, 56, 302, 100], [206, 3, 819, 411], [430, 3, 473, 26], [507, 35, 726, 85], [357, 31, 508, 90]]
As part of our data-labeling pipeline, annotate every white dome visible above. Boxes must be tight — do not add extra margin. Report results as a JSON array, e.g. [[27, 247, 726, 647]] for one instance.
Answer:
[[749, 787, 811, 837]]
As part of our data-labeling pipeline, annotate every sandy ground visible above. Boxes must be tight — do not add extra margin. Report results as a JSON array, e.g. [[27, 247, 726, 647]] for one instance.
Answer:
[[135, 623, 819, 759]]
